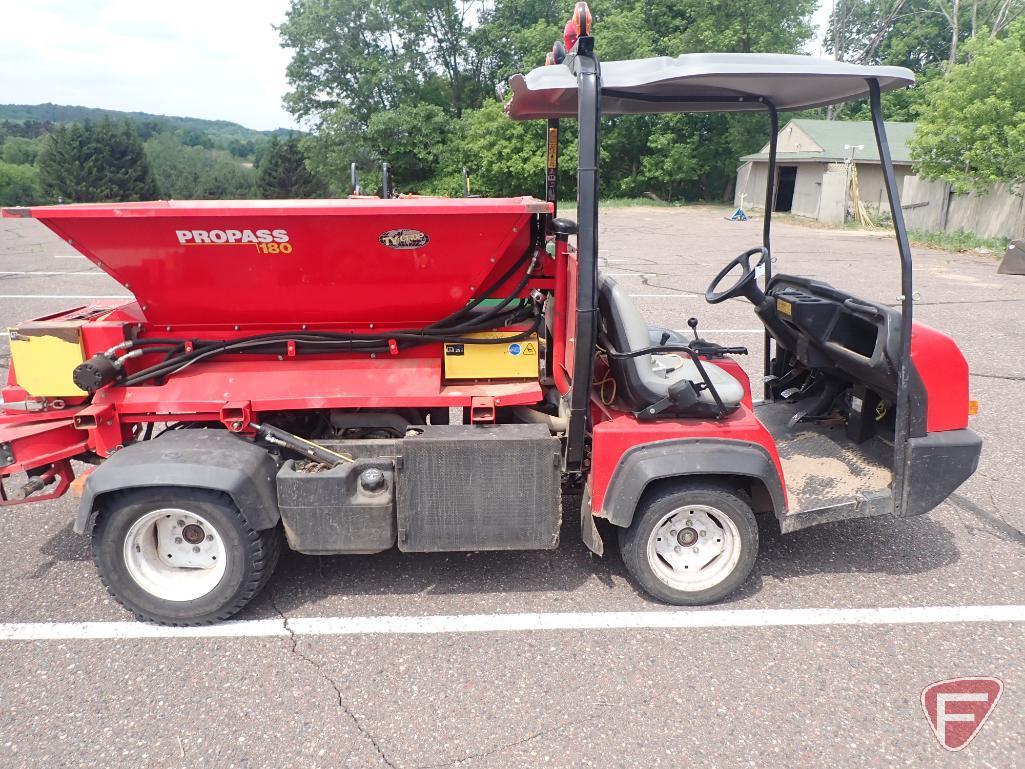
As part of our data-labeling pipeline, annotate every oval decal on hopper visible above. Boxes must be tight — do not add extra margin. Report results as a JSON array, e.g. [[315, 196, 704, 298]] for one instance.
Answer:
[[379, 229, 429, 249]]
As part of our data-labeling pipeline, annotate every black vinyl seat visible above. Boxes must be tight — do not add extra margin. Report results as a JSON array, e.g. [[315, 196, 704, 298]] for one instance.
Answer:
[[597, 275, 744, 417]]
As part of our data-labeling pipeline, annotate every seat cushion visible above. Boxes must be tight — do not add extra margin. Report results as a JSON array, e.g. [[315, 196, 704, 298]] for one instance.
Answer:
[[653, 354, 745, 409]]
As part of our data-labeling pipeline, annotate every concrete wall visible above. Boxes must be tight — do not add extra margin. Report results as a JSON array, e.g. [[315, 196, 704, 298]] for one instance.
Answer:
[[819, 166, 847, 225], [901, 177, 1025, 240], [734, 161, 769, 210]]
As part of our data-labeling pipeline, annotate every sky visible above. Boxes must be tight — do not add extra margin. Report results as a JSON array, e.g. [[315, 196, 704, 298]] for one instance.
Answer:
[[0, 0, 299, 131], [0, 1, 832, 132]]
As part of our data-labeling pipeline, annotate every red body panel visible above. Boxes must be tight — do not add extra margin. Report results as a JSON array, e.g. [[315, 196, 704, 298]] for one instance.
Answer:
[[91, 357, 543, 414], [910, 322, 970, 432], [588, 400, 786, 516], [588, 363, 786, 515], [6, 198, 550, 326]]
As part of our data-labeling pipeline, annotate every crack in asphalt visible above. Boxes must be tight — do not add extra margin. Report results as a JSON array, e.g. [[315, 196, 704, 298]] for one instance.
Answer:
[[268, 586, 606, 769], [414, 715, 600, 769], [970, 372, 1025, 382], [270, 591, 398, 769], [949, 492, 1025, 548]]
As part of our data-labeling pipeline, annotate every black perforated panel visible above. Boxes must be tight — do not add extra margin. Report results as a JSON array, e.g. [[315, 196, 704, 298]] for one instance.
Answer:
[[397, 424, 561, 552]]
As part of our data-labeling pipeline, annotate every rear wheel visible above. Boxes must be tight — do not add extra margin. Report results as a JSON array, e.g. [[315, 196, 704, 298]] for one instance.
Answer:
[[619, 482, 758, 605], [92, 488, 281, 625]]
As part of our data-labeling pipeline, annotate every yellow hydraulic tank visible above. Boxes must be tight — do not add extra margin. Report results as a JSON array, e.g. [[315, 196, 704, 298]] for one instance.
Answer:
[[443, 332, 540, 380]]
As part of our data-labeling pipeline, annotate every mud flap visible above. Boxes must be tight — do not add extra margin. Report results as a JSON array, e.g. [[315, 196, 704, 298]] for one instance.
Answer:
[[580, 478, 604, 556]]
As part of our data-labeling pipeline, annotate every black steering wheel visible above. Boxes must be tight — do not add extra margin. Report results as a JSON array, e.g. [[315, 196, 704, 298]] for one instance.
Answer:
[[705, 246, 769, 305]]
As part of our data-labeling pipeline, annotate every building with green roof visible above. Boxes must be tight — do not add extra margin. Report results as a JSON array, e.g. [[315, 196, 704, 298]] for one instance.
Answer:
[[734, 119, 916, 224]]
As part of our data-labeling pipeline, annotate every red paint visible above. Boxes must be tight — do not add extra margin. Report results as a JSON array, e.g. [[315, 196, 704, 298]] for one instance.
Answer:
[[91, 357, 543, 415], [0, 415, 88, 473], [589, 401, 787, 515], [564, 250, 579, 378], [911, 322, 970, 432], [551, 238, 571, 395], [9, 198, 551, 326]]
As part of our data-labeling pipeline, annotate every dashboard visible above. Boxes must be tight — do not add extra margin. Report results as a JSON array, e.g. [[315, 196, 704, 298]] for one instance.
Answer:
[[763, 274, 902, 398]]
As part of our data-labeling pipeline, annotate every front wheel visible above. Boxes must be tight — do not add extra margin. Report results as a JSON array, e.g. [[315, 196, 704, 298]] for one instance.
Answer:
[[619, 482, 758, 605], [92, 487, 281, 625]]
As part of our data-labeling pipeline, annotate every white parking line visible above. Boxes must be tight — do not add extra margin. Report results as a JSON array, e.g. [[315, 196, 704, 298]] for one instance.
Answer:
[[1, 605, 1022, 642], [0, 271, 102, 276], [628, 293, 697, 298], [0, 295, 130, 299], [672, 329, 764, 334], [53, 254, 85, 259]]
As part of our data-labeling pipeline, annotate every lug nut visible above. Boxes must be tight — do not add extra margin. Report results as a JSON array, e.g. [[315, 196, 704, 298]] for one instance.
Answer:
[[192, 546, 200, 553], [693, 546, 699, 554], [674, 546, 681, 554], [174, 537, 183, 544]]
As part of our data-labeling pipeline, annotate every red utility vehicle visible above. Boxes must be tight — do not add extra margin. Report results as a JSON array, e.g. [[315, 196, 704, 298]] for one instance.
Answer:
[[0, 5, 980, 623]]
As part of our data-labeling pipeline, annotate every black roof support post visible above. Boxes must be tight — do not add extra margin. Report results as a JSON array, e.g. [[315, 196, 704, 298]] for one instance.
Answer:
[[565, 37, 600, 472], [868, 77, 915, 515], [762, 102, 779, 399]]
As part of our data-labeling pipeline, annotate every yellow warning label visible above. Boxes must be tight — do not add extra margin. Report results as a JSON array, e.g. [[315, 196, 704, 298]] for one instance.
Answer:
[[443, 332, 540, 380], [547, 127, 559, 168], [776, 298, 793, 317]]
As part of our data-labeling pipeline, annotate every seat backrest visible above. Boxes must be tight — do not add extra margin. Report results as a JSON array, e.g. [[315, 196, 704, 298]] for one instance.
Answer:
[[598, 275, 676, 411], [597, 275, 741, 417]]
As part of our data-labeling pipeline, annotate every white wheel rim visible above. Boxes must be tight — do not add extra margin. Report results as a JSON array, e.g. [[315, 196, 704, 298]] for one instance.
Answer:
[[123, 509, 227, 602], [646, 504, 742, 592]]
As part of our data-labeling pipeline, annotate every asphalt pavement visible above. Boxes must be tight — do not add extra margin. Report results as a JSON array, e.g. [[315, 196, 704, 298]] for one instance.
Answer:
[[0, 207, 1023, 768]]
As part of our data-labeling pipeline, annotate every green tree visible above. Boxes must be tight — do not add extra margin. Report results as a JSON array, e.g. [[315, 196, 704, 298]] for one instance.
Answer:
[[367, 104, 450, 187], [279, 0, 433, 123], [89, 118, 160, 201], [257, 135, 325, 198], [287, 0, 817, 202], [37, 119, 158, 203], [299, 107, 373, 194], [910, 20, 1025, 192], [144, 133, 257, 199], [36, 123, 95, 202], [1, 137, 42, 166], [0, 161, 41, 205], [433, 98, 577, 198]]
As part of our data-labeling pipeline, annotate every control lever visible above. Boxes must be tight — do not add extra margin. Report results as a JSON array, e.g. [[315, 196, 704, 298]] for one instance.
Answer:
[[689, 341, 748, 358], [685, 317, 748, 357]]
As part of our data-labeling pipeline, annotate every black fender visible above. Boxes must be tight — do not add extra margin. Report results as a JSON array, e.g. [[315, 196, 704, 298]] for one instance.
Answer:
[[595, 438, 786, 528], [75, 429, 281, 535]]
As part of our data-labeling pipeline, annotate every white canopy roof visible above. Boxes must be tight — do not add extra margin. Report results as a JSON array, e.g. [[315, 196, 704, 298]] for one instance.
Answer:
[[507, 53, 915, 120]]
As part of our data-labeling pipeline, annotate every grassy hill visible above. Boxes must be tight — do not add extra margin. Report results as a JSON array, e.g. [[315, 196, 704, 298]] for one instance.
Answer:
[[0, 103, 293, 142]]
